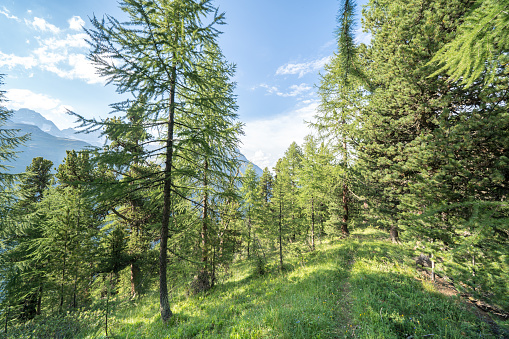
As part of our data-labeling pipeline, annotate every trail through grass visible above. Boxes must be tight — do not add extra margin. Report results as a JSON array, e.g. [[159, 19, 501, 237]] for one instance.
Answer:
[[4, 228, 508, 338]]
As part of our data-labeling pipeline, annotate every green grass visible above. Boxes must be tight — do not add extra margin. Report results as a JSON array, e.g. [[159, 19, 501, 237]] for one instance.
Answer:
[[4, 228, 508, 338]]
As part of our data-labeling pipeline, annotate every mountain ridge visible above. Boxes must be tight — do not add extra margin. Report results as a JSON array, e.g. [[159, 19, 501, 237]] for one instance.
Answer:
[[3, 109, 263, 176]]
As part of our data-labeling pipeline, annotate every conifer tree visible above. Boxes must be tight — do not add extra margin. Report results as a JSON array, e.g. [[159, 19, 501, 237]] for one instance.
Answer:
[[429, 0, 509, 87], [240, 164, 259, 258], [1, 158, 53, 319], [315, 0, 366, 237], [282, 142, 304, 241], [72, 0, 240, 321], [273, 158, 291, 269]]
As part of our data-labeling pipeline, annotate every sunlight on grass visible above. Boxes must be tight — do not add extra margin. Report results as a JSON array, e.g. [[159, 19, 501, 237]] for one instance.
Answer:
[[34, 227, 505, 339]]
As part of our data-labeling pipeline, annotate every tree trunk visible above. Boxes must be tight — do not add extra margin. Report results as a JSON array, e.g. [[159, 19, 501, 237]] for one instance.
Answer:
[[201, 160, 209, 266], [4, 306, 8, 334], [36, 285, 42, 315], [341, 183, 349, 235], [60, 240, 67, 311], [279, 195, 283, 271], [247, 215, 251, 258], [390, 226, 399, 243], [159, 63, 176, 323], [130, 262, 140, 298], [311, 196, 315, 250], [431, 253, 435, 282], [196, 159, 211, 292]]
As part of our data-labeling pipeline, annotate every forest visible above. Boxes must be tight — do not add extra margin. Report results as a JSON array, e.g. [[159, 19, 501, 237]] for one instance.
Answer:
[[0, 0, 508, 337]]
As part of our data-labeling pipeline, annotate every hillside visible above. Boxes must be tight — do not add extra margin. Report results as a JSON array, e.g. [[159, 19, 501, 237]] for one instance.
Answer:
[[6, 228, 508, 339]]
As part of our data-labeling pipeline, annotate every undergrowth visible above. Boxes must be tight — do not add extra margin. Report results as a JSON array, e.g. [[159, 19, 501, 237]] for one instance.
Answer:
[[3, 227, 507, 338]]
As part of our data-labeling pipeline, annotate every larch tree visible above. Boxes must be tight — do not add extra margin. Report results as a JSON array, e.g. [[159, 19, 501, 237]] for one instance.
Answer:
[[315, 0, 367, 237], [72, 0, 240, 322], [240, 164, 259, 258]]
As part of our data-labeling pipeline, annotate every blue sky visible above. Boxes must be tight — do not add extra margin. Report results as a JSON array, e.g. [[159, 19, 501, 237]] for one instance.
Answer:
[[0, 0, 370, 169]]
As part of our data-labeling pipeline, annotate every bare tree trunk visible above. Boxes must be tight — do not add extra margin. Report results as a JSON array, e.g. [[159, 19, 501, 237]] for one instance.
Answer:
[[130, 262, 140, 298], [390, 226, 400, 243]]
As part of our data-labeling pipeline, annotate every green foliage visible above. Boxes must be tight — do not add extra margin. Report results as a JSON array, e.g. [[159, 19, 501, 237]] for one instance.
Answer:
[[429, 0, 509, 87], [0, 75, 29, 177], [6, 228, 505, 338]]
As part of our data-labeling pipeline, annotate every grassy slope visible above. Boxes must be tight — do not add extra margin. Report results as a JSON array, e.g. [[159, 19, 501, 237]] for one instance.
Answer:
[[6, 228, 508, 338]]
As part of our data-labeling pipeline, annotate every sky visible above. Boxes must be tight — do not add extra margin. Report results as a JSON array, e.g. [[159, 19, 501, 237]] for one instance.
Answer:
[[0, 0, 370, 170]]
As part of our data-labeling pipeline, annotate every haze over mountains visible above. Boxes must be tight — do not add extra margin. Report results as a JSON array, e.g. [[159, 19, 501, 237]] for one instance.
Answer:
[[3, 109, 262, 176]]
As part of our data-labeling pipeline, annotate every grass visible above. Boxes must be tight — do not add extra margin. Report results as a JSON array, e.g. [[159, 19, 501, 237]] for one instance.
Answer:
[[4, 227, 508, 338]]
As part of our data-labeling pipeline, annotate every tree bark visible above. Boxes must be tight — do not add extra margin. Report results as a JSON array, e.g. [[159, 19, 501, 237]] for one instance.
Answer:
[[390, 226, 400, 243], [247, 215, 251, 258], [311, 196, 315, 250], [130, 262, 140, 298], [36, 285, 42, 315], [279, 196, 283, 271], [341, 183, 349, 235], [159, 63, 176, 323]]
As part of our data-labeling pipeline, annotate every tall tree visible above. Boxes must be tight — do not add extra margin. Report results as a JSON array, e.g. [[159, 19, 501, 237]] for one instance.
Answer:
[[74, 0, 240, 322], [240, 165, 259, 258], [1, 158, 53, 319], [273, 158, 290, 269], [315, 0, 366, 237]]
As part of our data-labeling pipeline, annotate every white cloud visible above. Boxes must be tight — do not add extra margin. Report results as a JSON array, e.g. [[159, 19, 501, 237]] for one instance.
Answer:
[[0, 7, 19, 21], [1, 31, 103, 85], [5, 89, 76, 129], [39, 33, 88, 50], [25, 17, 60, 34], [6, 89, 62, 111], [68, 16, 85, 30], [0, 52, 37, 69], [44, 53, 103, 84], [276, 56, 331, 78], [260, 83, 312, 97], [241, 101, 318, 169]]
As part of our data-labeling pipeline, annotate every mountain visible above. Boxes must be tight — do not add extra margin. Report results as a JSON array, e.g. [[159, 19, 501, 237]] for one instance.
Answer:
[[3, 122, 92, 173], [238, 152, 263, 177], [11, 108, 104, 147], [3, 109, 263, 176]]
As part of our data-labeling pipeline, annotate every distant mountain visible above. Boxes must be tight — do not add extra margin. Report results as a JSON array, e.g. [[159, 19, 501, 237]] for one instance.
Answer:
[[3, 108, 263, 176], [3, 122, 92, 173], [11, 108, 104, 147], [237, 152, 263, 177]]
